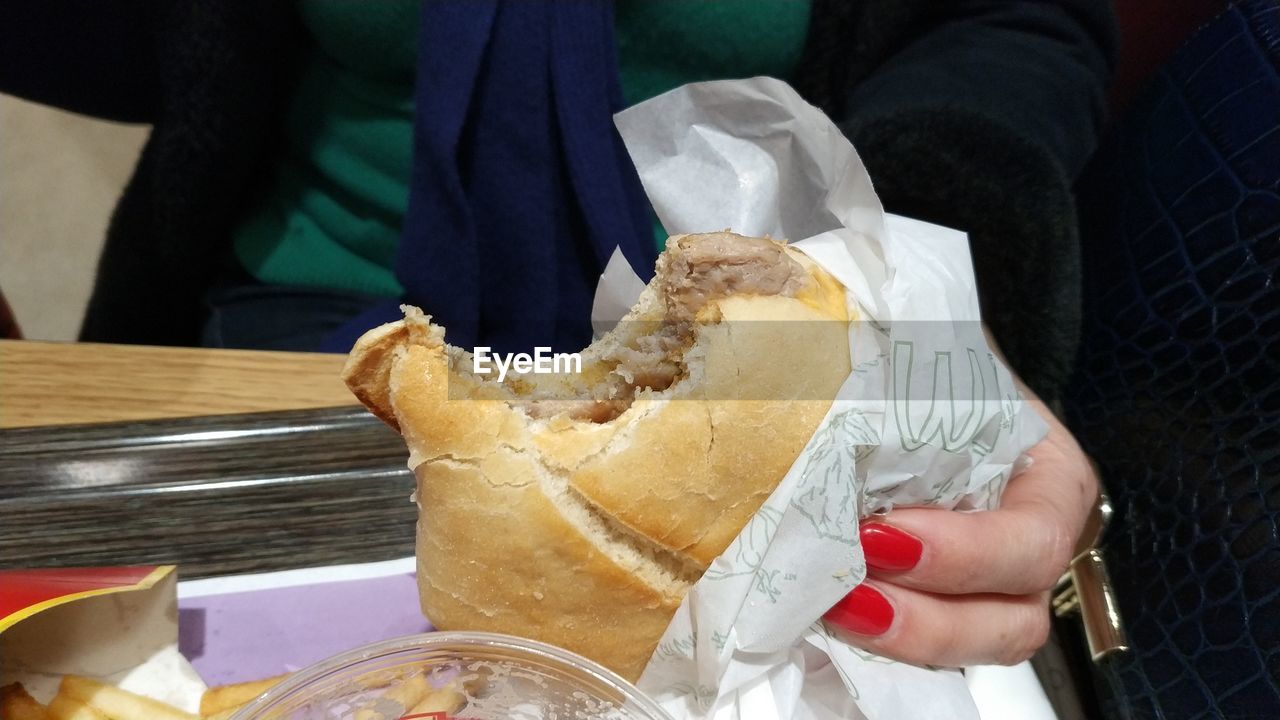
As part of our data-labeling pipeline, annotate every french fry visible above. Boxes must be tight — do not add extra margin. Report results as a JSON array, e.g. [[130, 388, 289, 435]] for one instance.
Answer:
[[57, 676, 197, 720], [2, 683, 54, 720], [379, 673, 432, 710], [353, 674, 432, 720], [199, 674, 289, 716], [46, 695, 109, 720], [405, 686, 466, 716]]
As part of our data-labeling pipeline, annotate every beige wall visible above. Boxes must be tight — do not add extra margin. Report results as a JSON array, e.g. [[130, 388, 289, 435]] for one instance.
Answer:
[[0, 94, 149, 341]]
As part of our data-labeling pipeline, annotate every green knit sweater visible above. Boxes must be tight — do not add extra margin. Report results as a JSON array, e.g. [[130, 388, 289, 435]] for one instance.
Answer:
[[232, 0, 812, 297]]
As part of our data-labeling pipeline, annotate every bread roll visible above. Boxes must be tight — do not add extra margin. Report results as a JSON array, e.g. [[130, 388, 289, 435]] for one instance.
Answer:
[[343, 232, 853, 680]]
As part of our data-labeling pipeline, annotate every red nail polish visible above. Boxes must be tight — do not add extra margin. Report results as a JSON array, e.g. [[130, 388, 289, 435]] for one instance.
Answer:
[[860, 522, 923, 572], [825, 583, 894, 636]]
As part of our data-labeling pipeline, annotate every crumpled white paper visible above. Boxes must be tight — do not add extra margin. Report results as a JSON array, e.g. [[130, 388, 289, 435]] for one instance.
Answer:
[[595, 78, 1049, 720]]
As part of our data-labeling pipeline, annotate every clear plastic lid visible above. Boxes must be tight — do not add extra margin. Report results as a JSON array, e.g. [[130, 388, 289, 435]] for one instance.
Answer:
[[230, 632, 672, 720]]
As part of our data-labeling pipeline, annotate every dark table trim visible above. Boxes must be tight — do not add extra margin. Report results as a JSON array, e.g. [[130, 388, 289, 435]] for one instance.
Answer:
[[0, 407, 416, 579]]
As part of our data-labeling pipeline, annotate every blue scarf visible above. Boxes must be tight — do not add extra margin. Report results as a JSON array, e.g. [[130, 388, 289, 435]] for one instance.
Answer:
[[324, 0, 656, 353]]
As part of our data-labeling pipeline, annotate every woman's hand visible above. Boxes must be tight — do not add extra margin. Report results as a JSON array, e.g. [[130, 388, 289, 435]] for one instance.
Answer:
[[823, 390, 1098, 667]]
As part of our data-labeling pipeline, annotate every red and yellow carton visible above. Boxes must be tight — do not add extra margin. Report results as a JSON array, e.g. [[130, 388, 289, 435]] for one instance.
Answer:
[[0, 566, 205, 710], [0, 566, 173, 633]]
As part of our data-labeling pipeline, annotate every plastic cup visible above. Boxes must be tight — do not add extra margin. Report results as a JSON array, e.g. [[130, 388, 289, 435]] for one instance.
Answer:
[[230, 631, 672, 720]]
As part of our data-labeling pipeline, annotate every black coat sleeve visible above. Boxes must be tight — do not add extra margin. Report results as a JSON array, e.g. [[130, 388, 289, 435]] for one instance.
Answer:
[[0, 0, 160, 123], [840, 0, 1117, 401]]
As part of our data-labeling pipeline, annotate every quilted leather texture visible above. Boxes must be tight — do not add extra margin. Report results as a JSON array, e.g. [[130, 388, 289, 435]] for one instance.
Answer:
[[1065, 3, 1280, 718]]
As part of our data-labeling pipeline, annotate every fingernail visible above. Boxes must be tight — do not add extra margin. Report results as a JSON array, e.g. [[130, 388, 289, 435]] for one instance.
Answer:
[[824, 584, 894, 636], [861, 522, 923, 572]]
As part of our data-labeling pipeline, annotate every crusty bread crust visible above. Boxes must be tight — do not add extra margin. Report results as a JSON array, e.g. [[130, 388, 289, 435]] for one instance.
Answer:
[[341, 235, 852, 680], [343, 320, 408, 431]]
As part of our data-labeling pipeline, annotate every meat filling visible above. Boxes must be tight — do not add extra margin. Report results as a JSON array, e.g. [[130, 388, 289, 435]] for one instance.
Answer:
[[521, 233, 811, 422], [661, 232, 810, 324]]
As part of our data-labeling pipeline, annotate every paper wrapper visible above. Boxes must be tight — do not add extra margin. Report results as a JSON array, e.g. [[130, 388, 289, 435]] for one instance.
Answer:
[[598, 78, 1049, 720]]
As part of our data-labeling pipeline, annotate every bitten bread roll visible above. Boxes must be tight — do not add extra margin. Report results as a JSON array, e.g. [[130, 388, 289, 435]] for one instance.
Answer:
[[343, 232, 853, 680]]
